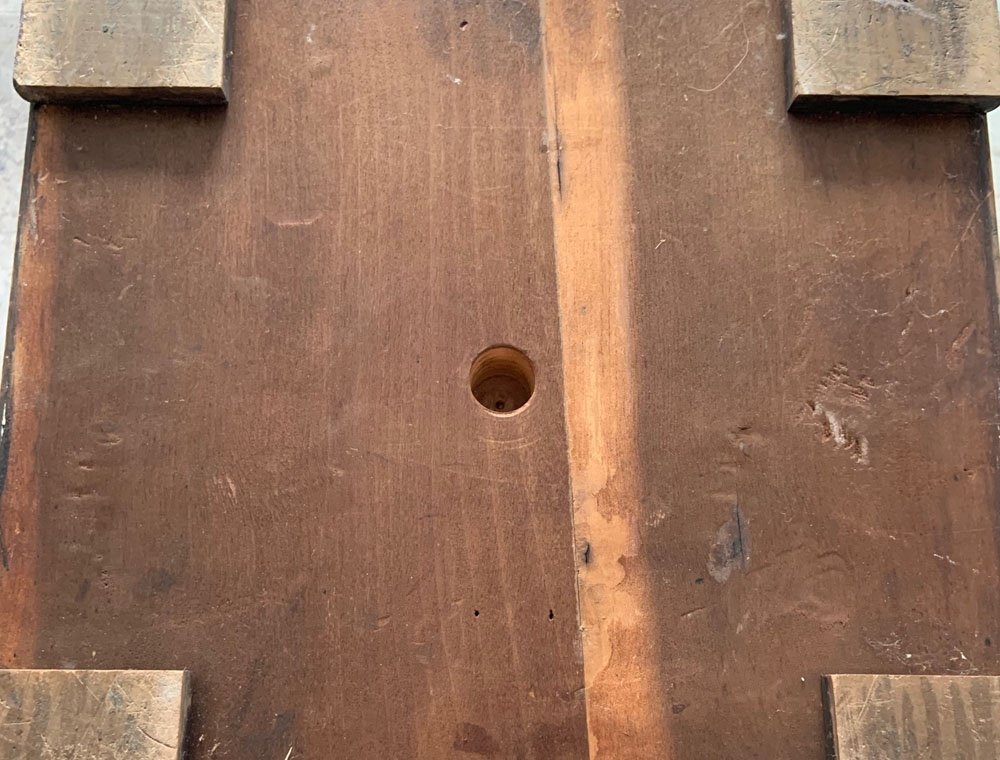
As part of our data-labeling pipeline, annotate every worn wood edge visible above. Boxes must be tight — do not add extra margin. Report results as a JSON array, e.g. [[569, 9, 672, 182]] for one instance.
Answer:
[[788, 93, 1000, 114], [173, 669, 192, 754], [0, 107, 36, 572], [780, 0, 798, 113], [541, 1, 671, 757], [0, 106, 54, 667], [13, 84, 230, 106], [172, 669, 193, 754], [820, 675, 839, 760], [220, 0, 234, 102], [3, 667, 190, 680], [827, 674, 1000, 682]]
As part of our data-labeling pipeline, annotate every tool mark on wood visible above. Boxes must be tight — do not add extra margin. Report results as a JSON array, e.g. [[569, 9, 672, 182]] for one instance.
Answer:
[[946, 323, 976, 370], [805, 401, 871, 465], [801, 363, 873, 465]]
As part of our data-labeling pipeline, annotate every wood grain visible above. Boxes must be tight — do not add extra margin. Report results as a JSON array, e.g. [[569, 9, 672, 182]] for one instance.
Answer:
[[0, 670, 190, 760], [3, 0, 1000, 757], [0, 110, 58, 668], [618, 0, 1000, 756], [785, 0, 1000, 112], [824, 674, 1000, 759], [2, 2, 587, 757], [541, 1, 670, 757], [14, 0, 232, 104]]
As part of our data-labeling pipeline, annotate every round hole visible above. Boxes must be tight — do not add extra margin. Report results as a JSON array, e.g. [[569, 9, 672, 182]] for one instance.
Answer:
[[470, 346, 535, 415]]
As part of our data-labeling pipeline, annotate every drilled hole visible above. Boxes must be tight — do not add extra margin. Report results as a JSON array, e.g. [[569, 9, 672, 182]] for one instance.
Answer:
[[470, 346, 535, 415]]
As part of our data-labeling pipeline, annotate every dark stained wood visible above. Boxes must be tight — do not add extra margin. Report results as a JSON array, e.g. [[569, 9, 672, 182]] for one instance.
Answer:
[[824, 674, 1000, 759], [617, 0, 1000, 756], [14, 0, 232, 104], [0, 2, 587, 758], [3, 0, 1000, 757], [784, 0, 1000, 112], [0, 670, 190, 760]]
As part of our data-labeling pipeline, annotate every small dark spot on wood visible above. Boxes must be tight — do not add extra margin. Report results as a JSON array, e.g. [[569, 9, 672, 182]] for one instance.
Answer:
[[986, 638, 992, 647], [672, 703, 687, 714], [147, 568, 176, 594], [694, 577, 704, 584], [582, 542, 592, 564], [75, 578, 90, 602], [473, 609, 480, 618], [459, 20, 469, 29], [453, 722, 500, 756], [548, 609, 554, 620]]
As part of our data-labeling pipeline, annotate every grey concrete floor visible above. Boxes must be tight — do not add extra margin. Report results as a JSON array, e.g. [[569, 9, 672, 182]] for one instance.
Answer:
[[0, 8, 997, 356], [0, 0, 28, 347]]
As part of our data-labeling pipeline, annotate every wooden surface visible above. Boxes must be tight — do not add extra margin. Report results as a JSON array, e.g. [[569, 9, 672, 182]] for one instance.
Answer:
[[0, 670, 189, 759], [14, 0, 232, 104], [2, 0, 1000, 758], [617, 0, 1000, 754], [1, 2, 588, 757], [785, 0, 1000, 112], [824, 674, 1000, 758]]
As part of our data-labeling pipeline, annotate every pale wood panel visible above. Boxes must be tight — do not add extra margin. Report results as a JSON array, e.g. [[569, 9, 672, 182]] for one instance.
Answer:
[[0, 670, 189, 760], [825, 674, 1000, 759], [785, 0, 1000, 111], [14, 0, 232, 103]]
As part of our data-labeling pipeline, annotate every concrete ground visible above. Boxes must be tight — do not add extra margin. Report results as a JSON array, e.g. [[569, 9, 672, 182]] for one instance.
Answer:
[[0, 0, 28, 346], [0, 4, 997, 353]]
